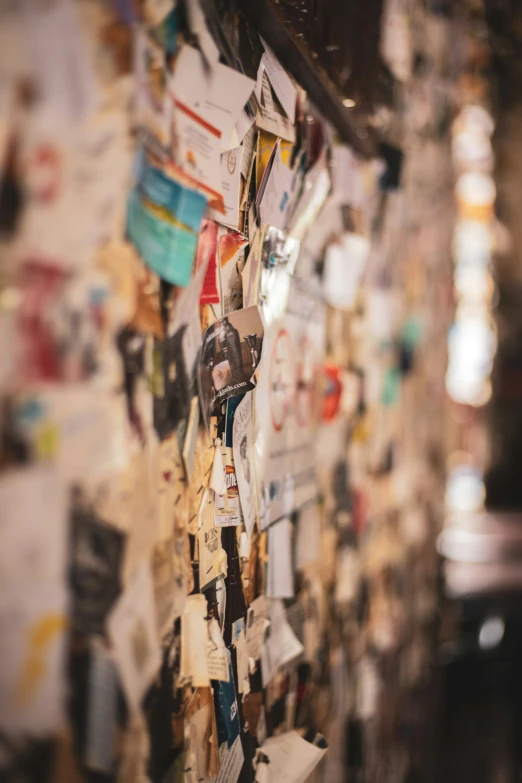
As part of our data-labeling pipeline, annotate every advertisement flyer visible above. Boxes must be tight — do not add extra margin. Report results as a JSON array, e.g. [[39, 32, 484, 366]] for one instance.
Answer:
[[254, 274, 325, 527]]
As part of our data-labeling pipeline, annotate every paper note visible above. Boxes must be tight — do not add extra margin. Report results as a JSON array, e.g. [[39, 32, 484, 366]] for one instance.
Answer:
[[254, 67, 295, 143], [207, 618, 230, 681], [170, 46, 255, 145], [169, 46, 254, 200], [259, 38, 297, 122], [257, 141, 293, 231], [181, 594, 210, 687], [261, 600, 303, 687], [267, 518, 294, 598], [216, 735, 244, 783], [0, 466, 68, 586], [287, 147, 330, 242], [186, 0, 220, 69], [257, 731, 327, 783], [0, 584, 68, 736], [323, 232, 370, 310], [232, 393, 257, 536], [241, 124, 257, 181], [0, 467, 69, 736], [170, 98, 223, 201], [295, 502, 322, 570], [209, 146, 244, 230], [24, 0, 98, 125], [106, 561, 161, 713], [234, 629, 250, 694], [246, 595, 269, 661], [185, 701, 212, 783], [198, 490, 228, 591], [236, 108, 255, 145]]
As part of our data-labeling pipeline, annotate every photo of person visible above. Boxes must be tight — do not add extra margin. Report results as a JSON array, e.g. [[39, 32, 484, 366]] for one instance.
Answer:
[[199, 306, 264, 422]]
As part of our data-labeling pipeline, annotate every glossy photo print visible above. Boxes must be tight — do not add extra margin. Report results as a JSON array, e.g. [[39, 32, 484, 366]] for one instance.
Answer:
[[198, 306, 264, 424]]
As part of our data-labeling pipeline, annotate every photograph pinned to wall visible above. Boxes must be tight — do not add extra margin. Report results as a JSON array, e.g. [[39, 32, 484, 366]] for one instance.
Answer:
[[198, 306, 264, 425]]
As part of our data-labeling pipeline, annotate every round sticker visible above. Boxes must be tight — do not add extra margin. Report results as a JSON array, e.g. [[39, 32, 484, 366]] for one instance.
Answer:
[[295, 335, 314, 428]]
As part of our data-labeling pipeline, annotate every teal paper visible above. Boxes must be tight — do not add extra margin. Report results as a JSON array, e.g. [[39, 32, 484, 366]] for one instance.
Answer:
[[127, 188, 205, 287], [136, 157, 207, 233], [381, 366, 401, 407]]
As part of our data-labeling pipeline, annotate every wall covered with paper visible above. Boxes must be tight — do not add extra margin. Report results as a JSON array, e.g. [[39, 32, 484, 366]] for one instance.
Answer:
[[0, 1, 455, 781]]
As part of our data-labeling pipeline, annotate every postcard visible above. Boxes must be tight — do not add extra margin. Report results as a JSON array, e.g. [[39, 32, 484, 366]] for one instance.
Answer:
[[170, 47, 255, 149], [199, 306, 264, 424], [169, 46, 255, 202]]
